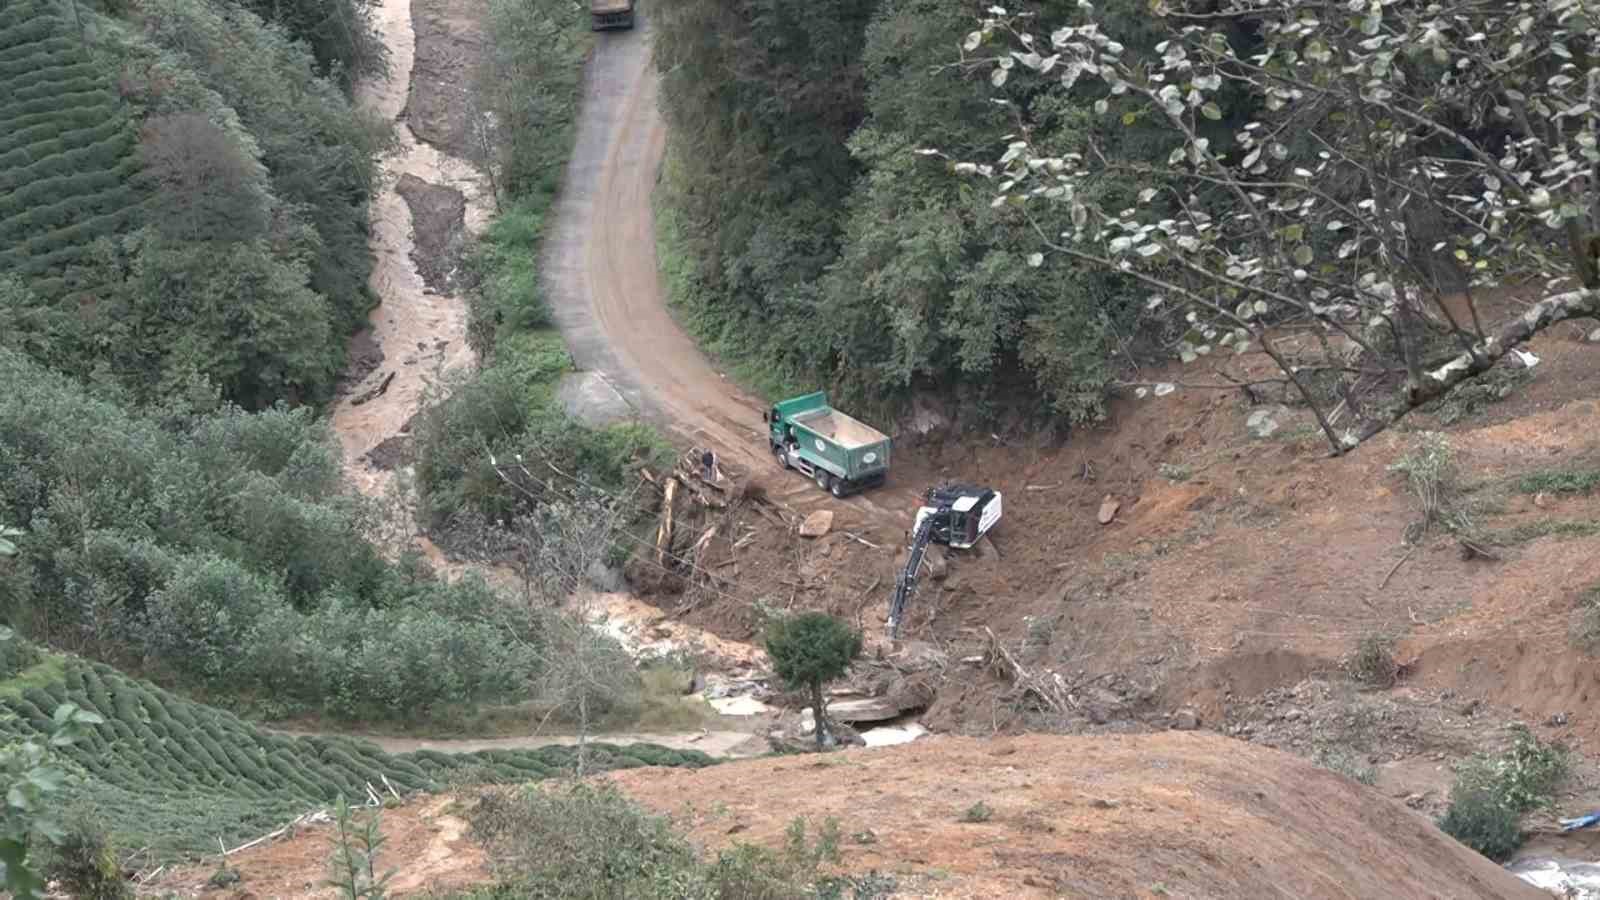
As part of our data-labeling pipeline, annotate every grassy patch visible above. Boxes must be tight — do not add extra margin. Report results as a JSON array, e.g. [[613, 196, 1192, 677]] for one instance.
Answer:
[[1514, 467, 1600, 496], [960, 801, 994, 823], [1157, 462, 1193, 482], [1313, 746, 1377, 786], [0, 654, 63, 700], [1570, 583, 1600, 653], [1477, 518, 1600, 547]]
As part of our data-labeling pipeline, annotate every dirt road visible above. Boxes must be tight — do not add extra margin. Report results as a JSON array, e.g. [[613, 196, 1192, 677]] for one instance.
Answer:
[[273, 728, 764, 759], [541, 11, 919, 522]]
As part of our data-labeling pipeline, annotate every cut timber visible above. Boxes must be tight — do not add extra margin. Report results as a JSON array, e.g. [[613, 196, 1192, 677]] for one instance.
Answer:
[[656, 478, 678, 567]]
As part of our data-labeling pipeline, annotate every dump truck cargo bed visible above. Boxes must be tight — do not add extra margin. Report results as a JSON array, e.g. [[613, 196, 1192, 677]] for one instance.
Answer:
[[789, 407, 888, 449], [767, 391, 891, 495]]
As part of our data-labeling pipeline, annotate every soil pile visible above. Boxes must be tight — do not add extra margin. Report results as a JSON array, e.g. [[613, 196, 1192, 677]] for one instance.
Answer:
[[608, 733, 1542, 899]]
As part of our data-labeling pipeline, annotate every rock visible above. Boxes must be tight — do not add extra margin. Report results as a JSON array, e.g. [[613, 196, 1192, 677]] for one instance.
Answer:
[[1547, 712, 1570, 727], [709, 696, 771, 716], [926, 545, 949, 580], [1404, 794, 1426, 809], [1534, 491, 1552, 509], [859, 723, 927, 747], [1589, 327, 1600, 343], [1172, 707, 1201, 731], [827, 697, 907, 724], [1283, 708, 1306, 722], [1097, 495, 1121, 525], [799, 510, 834, 538], [1090, 798, 1120, 809], [1241, 408, 1280, 435]]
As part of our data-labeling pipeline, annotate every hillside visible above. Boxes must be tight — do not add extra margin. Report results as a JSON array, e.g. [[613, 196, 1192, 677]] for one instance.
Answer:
[[0, 0, 145, 296], [606, 734, 1543, 898], [147, 733, 1543, 898], [1, 646, 712, 858]]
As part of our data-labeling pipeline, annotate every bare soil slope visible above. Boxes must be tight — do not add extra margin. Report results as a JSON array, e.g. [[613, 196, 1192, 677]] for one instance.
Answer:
[[150, 734, 1538, 899], [609, 733, 1540, 900]]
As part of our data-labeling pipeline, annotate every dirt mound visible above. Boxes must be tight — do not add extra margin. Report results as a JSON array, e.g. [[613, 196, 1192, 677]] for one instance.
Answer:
[[404, 0, 486, 158], [395, 173, 468, 293], [608, 733, 1540, 899]]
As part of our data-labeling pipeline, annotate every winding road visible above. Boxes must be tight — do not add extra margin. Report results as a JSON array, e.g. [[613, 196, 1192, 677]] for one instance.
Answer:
[[541, 9, 917, 521]]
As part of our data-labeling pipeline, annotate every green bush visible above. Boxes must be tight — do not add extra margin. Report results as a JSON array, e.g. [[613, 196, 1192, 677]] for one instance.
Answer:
[[1438, 785, 1522, 861], [40, 813, 132, 900], [1438, 727, 1569, 861], [0, 352, 549, 718]]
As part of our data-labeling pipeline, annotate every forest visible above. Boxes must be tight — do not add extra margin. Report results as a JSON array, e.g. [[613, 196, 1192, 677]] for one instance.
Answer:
[[653, 0, 1595, 447], [0, 0, 565, 728], [653, 0, 1171, 424]]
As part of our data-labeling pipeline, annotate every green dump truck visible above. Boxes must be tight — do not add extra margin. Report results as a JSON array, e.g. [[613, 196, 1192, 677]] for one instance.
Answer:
[[764, 391, 891, 497]]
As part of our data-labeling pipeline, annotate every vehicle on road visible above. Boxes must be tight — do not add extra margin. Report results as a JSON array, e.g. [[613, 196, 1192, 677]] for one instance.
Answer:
[[765, 391, 891, 498], [591, 0, 634, 30]]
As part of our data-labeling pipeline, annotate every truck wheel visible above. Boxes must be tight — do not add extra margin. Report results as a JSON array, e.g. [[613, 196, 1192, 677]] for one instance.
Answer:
[[830, 478, 846, 498], [773, 444, 789, 469], [815, 469, 831, 492]]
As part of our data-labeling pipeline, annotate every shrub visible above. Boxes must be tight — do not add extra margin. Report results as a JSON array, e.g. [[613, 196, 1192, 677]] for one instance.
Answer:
[[468, 782, 699, 895], [141, 555, 284, 680], [1347, 635, 1398, 688], [40, 812, 131, 900], [1438, 727, 1568, 861], [1389, 433, 1463, 534], [1438, 785, 1522, 861]]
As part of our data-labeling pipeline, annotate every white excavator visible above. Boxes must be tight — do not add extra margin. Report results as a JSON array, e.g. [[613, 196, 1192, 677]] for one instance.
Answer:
[[887, 483, 1002, 638]]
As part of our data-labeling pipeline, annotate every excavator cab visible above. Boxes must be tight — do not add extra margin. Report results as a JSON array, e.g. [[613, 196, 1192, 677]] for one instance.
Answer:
[[914, 484, 1001, 550]]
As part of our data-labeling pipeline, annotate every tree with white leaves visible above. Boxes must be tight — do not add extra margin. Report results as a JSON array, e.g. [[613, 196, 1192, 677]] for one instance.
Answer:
[[923, 0, 1600, 453]]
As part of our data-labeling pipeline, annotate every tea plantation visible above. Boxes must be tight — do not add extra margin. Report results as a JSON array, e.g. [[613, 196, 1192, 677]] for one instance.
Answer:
[[0, 0, 148, 297], [4, 652, 715, 858]]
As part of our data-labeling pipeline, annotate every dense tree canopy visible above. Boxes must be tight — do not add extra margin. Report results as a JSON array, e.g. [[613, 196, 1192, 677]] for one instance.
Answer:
[[654, 0, 1173, 422], [937, 0, 1600, 450]]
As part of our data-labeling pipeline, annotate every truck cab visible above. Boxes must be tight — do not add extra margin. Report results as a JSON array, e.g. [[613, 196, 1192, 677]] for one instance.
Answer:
[[591, 0, 634, 30]]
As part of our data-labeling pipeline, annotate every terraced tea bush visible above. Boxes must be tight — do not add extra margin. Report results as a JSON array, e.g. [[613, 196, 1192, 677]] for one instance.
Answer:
[[0, 652, 715, 861], [0, 2, 143, 291]]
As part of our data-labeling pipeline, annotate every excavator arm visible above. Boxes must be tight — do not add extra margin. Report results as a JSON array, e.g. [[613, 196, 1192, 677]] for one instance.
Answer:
[[887, 507, 942, 638]]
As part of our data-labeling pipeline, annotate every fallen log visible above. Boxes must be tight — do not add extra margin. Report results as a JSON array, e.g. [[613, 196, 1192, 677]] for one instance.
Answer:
[[656, 478, 678, 567]]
